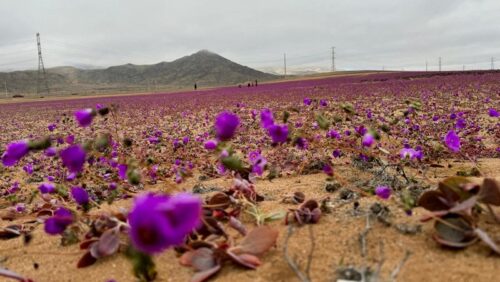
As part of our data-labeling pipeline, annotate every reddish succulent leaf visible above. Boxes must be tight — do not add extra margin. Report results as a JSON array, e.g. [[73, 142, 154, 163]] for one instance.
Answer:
[[197, 217, 226, 238], [474, 228, 500, 254], [0, 225, 21, 240], [311, 208, 321, 223], [418, 191, 450, 211], [79, 239, 99, 250], [207, 192, 231, 209], [301, 199, 319, 211], [433, 214, 477, 248], [228, 216, 247, 236], [478, 178, 500, 206], [90, 228, 120, 258], [0, 267, 32, 282], [226, 251, 261, 269], [449, 196, 478, 213], [189, 248, 216, 271], [190, 264, 221, 282], [438, 177, 471, 201], [180, 251, 195, 267], [77, 251, 98, 268], [36, 209, 54, 218], [232, 226, 278, 256], [292, 191, 305, 204], [432, 233, 478, 248]]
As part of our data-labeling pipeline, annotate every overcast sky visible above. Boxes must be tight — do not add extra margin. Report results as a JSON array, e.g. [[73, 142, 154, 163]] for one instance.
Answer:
[[1, 0, 499, 72]]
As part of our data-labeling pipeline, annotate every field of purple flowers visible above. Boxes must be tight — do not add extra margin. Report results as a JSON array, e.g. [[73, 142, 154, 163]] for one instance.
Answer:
[[0, 71, 499, 282]]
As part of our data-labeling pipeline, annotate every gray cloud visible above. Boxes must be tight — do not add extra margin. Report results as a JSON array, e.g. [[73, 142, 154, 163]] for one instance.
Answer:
[[1, 0, 499, 71]]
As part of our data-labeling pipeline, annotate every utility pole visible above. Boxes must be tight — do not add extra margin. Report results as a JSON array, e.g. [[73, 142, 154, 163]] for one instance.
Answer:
[[36, 33, 50, 97], [425, 61, 428, 72], [331, 46, 335, 72], [283, 53, 287, 79], [438, 57, 442, 72], [492, 57, 495, 70], [463, 65, 465, 71]]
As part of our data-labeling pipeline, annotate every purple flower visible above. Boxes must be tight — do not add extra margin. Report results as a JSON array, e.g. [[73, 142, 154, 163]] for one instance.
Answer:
[[445, 130, 461, 153], [44, 207, 74, 235], [66, 135, 75, 145], [323, 164, 334, 177], [23, 163, 34, 175], [128, 192, 202, 254], [118, 164, 128, 180], [260, 108, 275, 129], [332, 149, 342, 158], [303, 98, 312, 106], [60, 145, 86, 173], [66, 172, 77, 181], [294, 137, 308, 150], [355, 126, 367, 136], [71, 186, 89, 206], [375, 186, 391, 199], [44, 147, 57, 157], [267, 124, 288, 144], [362, 133, 375, 147], [38, 183, 56, 194], [215, 112, 240, 141], [1, 140, 30, 167], [327, 130, 341, 139], [74, 108, 95, 127], [48, 123, 57, 132], [248, 151, 267, 176], [182, 136, 190, 145], [400, 148, 416, 160], [320, 99, 328, 107], [455, 118, 466, 129], [8, 182, 20, 194], [489, 108, 499, 117], [109, 182, 117, 190], [204, 139, 218, 150]]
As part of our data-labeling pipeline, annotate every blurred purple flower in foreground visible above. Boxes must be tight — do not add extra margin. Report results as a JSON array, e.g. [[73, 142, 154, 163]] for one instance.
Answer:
[[215, 111, 240, 141], [267, 124, 289, 144], [1, 140, 30, 167], [74, 108, 95, 127], [128, 192, 202, 254], [60, 145, 86, 173], [260, 108, 274, 129], [445, 130, 461, 153], [44, 207, 74, 235]]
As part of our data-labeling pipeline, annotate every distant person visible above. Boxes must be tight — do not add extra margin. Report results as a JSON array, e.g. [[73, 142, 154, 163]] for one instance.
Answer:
[[255, 80, 258, 86], [247, 82, 251, 87], [194, 83, 197, 90]]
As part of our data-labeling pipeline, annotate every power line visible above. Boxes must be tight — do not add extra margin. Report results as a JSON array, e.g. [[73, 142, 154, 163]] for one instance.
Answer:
[[331, 46, 335, 72], [283, 53, 287, 78], [36, 33, 50, 97]]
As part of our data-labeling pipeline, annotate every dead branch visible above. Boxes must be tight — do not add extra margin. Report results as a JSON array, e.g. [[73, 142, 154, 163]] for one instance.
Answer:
[[283, 225, 313, 282], [390, 250, 411, 282]]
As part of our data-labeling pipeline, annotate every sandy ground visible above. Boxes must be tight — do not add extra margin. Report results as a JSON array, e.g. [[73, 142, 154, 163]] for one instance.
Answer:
[[1, 158, 499, 282]]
